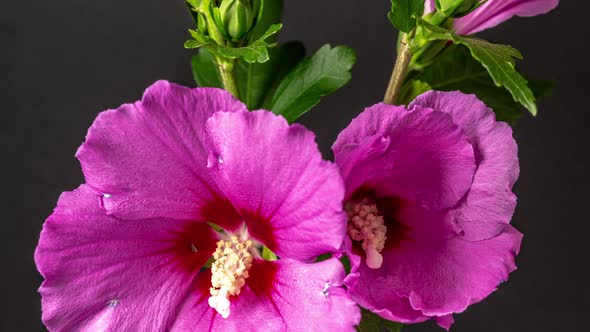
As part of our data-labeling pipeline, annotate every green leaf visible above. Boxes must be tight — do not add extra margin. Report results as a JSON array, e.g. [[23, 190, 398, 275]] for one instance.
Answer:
[[412, 45, 521, 123], [235, 41, 305, 109], [410, 45, 552, 124], [261, 246, 278, 261], [314, 253, 332, 263], [191, 48, 223, 88], [416, 18, 537, 115], [435, 0, 466, 16], [186, 0, 201, 8], [435, 0, 482, 17], [340, 255, 351, 274], [356, 308, 403, 332], [397, 79, 431, 106], [184, 29, 215, 49], [217, 23, 282, 63], [186, 0, 201, 26], [263, 44, 356, 122], [249, 0, 283, 41], [388, 0, 425, 33]]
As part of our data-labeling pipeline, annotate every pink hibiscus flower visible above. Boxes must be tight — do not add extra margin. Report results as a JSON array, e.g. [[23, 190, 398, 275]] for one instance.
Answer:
[[333, 91, 523, 329], [425, 0, 559, 34], [35, 81, 360, 331]]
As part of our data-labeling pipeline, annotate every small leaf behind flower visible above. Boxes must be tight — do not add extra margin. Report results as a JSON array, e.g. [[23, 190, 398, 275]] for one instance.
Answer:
[[356, 308, 403, 332], [184, 29, 216, 49], [416, 18, 538, 115], [411, 44, 552, 123], [264, 44, 356, 123], [398, 80, 432, 106], [236, 41, 305, 109], [217, 23, 283, 63], [191, 48, 223, 88], [261, 246, 278, 261], [249, 0, 283, 42], [388, 0, 425, 33], [435, 0, 483, 18], [191, 42, 305, 110]]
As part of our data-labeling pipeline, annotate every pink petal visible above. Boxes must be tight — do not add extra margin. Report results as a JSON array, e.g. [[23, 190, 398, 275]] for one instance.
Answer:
[[333, 103, 476, 211], [411, 91, 519, 240], [35, 185, 217, 331], [204, 110, 347, 261], [76, 80, 245, 227], [454, 0, 559, 34], [171, 259, 361, 331], [435, 315, 455, 330], [425, 0, 436, 14], [347, 203, 522, 324]]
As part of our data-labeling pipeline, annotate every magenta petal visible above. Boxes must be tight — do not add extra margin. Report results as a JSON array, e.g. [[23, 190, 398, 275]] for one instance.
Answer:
[[204, 110, 347, 261], [171, 259, 360, 331], [76, 80, 245, 221], [454, 0, 559, 34], [34, 185, 218, 331], [425, 0, 436, 14], [411, 91, 519, 240], [434, 315, 454, 330], [348, 203, 522, 322], [333, 103, 476, 210]]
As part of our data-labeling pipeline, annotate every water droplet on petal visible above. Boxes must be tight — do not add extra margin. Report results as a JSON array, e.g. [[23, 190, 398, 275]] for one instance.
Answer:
[[191, 243, 198, 252], [103, 193, 111, 198], [321, 283, 331, 298], [106, 299, 119, 308], [207, 154, 224, 168]]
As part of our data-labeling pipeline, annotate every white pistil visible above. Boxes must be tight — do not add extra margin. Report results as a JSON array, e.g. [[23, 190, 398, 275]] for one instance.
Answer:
[[346, 202, 387, 269], [208, 236, 254, 319]]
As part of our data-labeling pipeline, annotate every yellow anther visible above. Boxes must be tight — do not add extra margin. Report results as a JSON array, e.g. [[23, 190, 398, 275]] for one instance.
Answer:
[[346, 202, 387, 269], [208, 236, 254, 318]]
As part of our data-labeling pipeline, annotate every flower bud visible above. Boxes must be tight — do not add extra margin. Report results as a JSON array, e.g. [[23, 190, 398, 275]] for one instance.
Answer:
[[197, 12, 208, 35], [219, 0, 255, 41]]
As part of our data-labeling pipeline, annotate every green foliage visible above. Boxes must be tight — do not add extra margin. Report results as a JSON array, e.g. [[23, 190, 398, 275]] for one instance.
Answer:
[[186, 23, 282, 64], [263, 44, 356, 123], [340, 255, 351, 274], [185, 0, 282, 64], [435, 0, 481, 18], [236, 41, 305, 109], [261, 245, 278, 261], [412, 45, 524, 123], [356, 308, 403, 332], [216, 23, 282, 63], [192, 42, 305, 110], [185, 29, 216, 49], [408, 45, 553, 123], [398, 79, 431, 106], [191, 48, 223, 88], [187, 0, 355, 120], [416, 18, 538, 115], [388, 0, 425, 33], [249, 0, 283, 41], [315, 253, 332, 262]]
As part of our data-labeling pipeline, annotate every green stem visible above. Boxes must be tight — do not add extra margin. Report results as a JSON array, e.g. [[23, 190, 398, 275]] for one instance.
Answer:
[[384, 32, 413, 105], [216, 57, 239, 98], [199, 0, 226, 46], [409, 40, 448, 72]]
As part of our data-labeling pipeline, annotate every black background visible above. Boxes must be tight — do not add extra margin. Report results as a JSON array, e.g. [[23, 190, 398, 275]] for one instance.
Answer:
[[3, 0, 589, 331]]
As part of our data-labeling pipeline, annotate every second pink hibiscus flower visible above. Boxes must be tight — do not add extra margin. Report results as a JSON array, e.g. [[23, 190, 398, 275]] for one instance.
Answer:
[[334, 91, 523, 329]]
